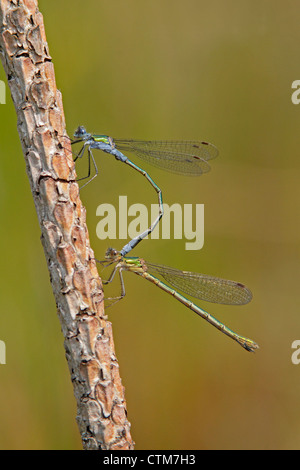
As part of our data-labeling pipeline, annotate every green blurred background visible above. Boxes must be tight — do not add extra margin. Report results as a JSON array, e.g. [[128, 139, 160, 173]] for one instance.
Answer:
[[0, 0, 299, 449]]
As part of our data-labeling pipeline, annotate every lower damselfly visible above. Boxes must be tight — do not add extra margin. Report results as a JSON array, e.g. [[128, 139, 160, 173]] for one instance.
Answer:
[[99, 248, 259, 352], [71, 126, 218, 256]]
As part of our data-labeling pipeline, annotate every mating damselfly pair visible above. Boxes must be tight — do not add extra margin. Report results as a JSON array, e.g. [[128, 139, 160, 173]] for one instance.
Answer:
[[68, 126, 258, 352]]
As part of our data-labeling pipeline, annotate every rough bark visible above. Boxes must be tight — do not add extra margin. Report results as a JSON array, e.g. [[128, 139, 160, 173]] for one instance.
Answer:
[[0, 0, 134, 450]]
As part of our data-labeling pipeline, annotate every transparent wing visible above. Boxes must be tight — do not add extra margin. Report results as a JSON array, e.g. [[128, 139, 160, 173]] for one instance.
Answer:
[[145, 262, 252, 305], [113, 139, 219, 176]]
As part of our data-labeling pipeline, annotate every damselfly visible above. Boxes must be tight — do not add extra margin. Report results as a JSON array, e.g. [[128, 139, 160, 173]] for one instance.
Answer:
[[99, 248, 259, 352], [71, 126, 218, 256]]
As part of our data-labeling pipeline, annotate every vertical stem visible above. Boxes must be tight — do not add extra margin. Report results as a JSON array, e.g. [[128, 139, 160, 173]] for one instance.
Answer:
[[0, 0, 134, 450]]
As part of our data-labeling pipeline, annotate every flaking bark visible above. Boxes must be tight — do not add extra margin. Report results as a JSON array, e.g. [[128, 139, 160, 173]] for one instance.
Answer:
[[0, 0, 134, 450]]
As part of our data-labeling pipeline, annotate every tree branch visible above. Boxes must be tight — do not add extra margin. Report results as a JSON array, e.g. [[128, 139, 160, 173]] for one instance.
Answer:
[[0, 0, 134, 450]]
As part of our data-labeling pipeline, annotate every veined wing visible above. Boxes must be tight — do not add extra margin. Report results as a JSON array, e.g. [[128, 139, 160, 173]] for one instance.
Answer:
[[114, 139, 218, 176], [145, 262, 252, 305]]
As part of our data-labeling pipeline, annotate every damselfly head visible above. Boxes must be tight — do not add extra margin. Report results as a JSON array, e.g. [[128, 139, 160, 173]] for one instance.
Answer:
[[74, 126, 89, 140], [105, 247, 121, 262]]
